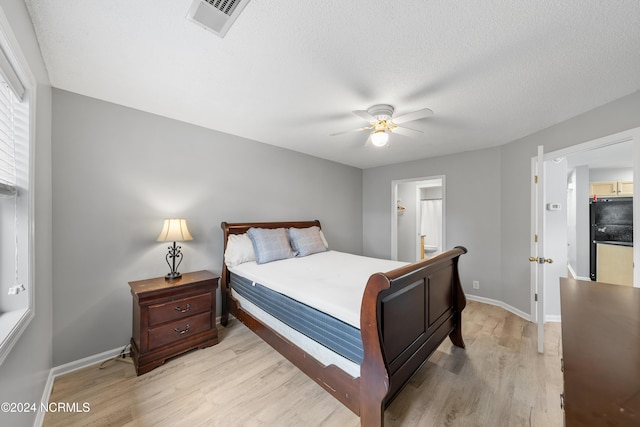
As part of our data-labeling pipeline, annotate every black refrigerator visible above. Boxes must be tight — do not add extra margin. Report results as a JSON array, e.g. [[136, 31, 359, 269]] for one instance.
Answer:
[[589, 197, 633, 280]]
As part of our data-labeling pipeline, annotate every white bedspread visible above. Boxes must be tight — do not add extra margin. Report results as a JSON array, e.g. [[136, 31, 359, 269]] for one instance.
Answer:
[[228, 250, 407, 328]]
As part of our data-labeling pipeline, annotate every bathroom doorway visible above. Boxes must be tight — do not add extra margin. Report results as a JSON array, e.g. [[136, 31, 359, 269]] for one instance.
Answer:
[[391, 176, 445, 262]]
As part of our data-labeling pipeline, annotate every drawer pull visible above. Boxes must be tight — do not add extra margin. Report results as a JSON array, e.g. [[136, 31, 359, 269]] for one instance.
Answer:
[[174, 324, 191, 335], [174, 303, 191, 313]]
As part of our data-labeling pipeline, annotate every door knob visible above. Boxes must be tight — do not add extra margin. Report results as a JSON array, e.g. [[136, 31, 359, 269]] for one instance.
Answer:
[[529, 256, 553, 263]]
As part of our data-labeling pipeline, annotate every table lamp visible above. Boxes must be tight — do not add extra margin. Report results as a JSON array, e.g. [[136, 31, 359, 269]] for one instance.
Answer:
[[157, 218, 193, 280]]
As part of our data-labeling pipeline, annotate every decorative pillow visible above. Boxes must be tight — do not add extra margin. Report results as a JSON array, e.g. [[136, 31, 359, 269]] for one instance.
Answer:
[[289, 226, 328, 257], [224, 233, 256, 267], [247, 227, 296, 264]]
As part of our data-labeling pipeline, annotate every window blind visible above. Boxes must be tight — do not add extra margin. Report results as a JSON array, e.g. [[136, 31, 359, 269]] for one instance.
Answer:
[[0, 78, 16, 196], [0, 43, 24, 197], [0, 45, 24, 101]]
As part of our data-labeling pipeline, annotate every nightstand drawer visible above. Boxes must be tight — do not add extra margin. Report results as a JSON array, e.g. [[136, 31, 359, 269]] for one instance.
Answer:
[[148, 311, 212, 350], [148, 292, 212, 326]]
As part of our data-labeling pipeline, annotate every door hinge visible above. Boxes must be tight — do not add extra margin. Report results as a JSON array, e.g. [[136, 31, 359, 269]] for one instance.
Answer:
[[534, 234, 538, 243], [535, 293, 538, 302], [535, 175, 538, 184]]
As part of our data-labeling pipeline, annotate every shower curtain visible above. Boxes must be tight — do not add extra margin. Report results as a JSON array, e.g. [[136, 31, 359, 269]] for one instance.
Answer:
[[420, 199, 442, 252]]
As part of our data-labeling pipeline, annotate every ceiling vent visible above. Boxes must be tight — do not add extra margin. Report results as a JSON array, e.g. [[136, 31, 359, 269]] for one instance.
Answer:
[[186, 0, 251, 38]]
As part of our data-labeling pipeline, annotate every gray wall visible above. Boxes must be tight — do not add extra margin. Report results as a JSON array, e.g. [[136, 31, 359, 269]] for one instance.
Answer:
[[567, 165, 591, 279], [363, 146, 503, 300], [364, 90, 640, 315], [51, 89, 363, 365], [0, 1, 53, 426], [589, 167, 633, 182], [421, 186, 442, 200]]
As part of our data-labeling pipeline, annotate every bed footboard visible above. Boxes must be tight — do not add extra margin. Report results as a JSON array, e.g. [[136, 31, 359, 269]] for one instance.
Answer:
[[360, 246, 467, 426]]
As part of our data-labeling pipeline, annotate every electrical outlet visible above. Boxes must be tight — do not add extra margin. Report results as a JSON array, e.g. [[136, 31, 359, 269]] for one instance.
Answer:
[[472, 280, 480, 289]]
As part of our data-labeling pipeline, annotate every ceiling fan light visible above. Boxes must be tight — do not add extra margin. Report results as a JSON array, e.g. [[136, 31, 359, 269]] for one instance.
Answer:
[[371, 130, 389, 147]]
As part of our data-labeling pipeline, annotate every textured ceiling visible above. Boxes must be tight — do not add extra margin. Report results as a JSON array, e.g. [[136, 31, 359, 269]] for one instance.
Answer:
[[24, 0, 640, 169]]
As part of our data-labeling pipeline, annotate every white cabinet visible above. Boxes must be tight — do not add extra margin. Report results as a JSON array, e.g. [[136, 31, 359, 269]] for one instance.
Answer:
[[596, 243, 633, 286], [617, 181, 634, 196], [590, 181, 633, 197]]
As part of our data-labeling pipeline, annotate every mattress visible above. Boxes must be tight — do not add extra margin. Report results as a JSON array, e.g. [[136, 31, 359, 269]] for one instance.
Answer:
[[228, 250, 407, 328], [230, 272, 364, 364], [227, 250, 407, 378]]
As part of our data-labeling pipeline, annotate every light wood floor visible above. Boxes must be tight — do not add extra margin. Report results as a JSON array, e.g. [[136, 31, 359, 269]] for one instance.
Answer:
[[44, 301, 563, 426]]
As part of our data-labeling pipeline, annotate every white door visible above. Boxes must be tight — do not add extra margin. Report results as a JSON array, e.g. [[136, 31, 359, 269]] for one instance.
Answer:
[[530, 145, 553, 353]]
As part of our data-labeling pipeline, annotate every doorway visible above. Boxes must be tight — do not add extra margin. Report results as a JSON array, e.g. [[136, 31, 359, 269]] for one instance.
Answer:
[[391, 176, 445, 262], [530, 127, 640, 328]]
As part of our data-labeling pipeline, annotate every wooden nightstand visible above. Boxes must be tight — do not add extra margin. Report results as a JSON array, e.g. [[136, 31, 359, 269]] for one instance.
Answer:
[[128, 270, 219, 375]]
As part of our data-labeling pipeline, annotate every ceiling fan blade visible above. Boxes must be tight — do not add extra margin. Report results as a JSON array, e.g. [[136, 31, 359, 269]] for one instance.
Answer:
[[329, 126, 372, 136], [392, 108, 433, 124], [392, 126, 423, 138], [352, 109, 377, 122]]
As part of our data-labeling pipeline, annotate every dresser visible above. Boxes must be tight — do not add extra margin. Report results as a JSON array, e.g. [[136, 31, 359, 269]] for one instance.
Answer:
[[560, 277, 640, 426], [128, 270, 219, 375]]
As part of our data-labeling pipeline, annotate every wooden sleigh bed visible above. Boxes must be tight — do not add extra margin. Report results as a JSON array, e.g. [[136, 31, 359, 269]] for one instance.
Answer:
[[220, 220, 467, 427]]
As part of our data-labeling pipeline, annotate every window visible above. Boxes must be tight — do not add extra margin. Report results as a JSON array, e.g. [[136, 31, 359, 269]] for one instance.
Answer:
[[0, 26, 32, 366], [0, 80, 17, 194]]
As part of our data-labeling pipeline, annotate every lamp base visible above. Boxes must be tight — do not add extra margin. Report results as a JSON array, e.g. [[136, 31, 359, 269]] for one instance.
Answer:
[[165, 272, 182, 280]]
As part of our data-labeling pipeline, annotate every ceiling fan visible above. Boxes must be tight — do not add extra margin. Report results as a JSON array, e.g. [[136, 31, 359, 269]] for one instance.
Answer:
[[330, 104, 433, 147]]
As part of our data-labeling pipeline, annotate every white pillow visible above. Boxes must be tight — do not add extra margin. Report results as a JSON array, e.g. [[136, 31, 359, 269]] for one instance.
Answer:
[[319, 230, 329, 249], [224, 233, 256, 267]]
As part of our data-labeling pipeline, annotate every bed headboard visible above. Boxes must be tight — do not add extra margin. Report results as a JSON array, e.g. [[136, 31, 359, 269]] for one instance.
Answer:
[[221, 220, 321, 246], [219, 220, 322, 326]]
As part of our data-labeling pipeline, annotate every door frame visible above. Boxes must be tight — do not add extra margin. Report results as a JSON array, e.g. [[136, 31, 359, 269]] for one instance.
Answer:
[[530, 126, 640, 323], [530, 146, 546, 352], [391, 175, 445, 261]]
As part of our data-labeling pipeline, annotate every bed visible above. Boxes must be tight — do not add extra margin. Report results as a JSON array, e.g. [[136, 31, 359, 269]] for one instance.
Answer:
[[220, 220, 467, 427]]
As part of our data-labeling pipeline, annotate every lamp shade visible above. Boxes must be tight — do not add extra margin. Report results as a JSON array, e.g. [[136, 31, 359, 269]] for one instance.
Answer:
[[157, 218, 193, 242]]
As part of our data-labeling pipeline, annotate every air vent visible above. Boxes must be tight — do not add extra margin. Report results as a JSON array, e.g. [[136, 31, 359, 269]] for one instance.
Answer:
[[186, 0, 251, 38]]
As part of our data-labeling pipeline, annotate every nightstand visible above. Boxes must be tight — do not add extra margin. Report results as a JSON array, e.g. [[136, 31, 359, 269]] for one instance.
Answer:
[[128, 270, 219, 375]]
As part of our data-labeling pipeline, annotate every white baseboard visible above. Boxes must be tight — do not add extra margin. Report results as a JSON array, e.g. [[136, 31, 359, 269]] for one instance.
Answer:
[[34, 370, 54, 427], [51, 346, 125, 377], [567, 263, 590, 281], [467, 294, 562, 323], [35, 315, 224, 426], [34, 346, 124, 427], [466, 294, 532, 322]]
